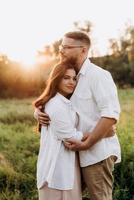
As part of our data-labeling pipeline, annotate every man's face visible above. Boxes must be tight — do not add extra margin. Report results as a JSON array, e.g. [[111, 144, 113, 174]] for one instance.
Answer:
[[59, 37, 84, 66]]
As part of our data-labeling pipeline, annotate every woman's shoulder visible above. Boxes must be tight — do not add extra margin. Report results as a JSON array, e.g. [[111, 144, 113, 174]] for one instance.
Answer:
[[45, 94, 65, 117]]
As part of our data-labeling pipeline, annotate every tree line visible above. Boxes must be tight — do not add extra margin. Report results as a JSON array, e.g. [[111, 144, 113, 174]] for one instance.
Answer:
[[0, 22, 134, 98]]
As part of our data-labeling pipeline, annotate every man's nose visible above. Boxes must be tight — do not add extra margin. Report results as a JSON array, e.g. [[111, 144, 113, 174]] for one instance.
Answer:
[[59, 49, 62, 54], [59, 47, 64, 54]]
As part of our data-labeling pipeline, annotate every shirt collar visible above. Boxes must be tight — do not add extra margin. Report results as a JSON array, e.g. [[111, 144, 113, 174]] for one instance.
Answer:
[[78, 58, 91, 76], [56, 93, 71, 104]]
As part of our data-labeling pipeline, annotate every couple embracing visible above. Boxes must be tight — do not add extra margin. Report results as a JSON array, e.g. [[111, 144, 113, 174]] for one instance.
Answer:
[[33, 31, 121, 200]]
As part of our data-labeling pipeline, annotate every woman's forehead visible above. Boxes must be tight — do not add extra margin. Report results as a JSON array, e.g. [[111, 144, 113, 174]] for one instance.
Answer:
[[64, 68, 76, 75]]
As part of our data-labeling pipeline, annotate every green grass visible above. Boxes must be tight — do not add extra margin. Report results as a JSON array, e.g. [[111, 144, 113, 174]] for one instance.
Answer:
[[0, 89, 134, 200], [0, 98, 39, 200], [113, 89, 134, 200]]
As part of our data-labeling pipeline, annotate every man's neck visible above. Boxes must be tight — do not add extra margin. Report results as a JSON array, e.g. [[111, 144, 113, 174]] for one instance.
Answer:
[[77, 57, 87, 72]]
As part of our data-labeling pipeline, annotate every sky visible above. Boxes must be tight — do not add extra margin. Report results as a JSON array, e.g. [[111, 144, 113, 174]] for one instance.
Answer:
[[0, 0, 134, 65]]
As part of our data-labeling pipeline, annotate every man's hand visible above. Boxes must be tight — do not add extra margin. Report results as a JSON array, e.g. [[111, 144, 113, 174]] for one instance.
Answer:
[[81, 132, 89, 141], [64, 139, 82, 151], [34, 106, 50, 126], [64, 135, 91, 151]]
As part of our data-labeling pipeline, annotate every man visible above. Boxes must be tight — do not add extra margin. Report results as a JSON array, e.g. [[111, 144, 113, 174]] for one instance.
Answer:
[[35, 31, 121, 200]]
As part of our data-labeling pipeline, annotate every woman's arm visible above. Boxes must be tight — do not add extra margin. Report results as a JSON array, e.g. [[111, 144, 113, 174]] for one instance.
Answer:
[[51, 108, 83, 141]]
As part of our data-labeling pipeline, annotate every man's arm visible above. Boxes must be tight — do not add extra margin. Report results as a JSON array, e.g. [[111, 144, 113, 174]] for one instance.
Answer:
[[105, 125, 116, 137], [84, 117, 116, 148], [64, 117, 116, 151]]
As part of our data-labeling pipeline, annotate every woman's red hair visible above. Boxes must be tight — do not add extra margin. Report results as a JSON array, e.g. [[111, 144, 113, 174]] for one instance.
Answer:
[[33, 61, 77, 132]]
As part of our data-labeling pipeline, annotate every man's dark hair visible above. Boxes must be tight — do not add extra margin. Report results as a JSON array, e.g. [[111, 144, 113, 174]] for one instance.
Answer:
[[64, 31, 91, 47]]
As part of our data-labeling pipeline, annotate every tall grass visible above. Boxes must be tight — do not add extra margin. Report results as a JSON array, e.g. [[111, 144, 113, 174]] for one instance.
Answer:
[[113, 89, 134, 200], [0, 98, 38, 200], [0, 89, 134, 200]]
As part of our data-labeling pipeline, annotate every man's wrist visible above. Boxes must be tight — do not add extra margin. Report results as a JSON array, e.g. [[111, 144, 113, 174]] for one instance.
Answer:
[[80, 135, 92, 151]]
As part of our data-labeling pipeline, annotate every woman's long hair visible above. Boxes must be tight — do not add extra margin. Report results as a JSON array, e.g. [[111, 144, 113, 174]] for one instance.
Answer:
[[33, 61, 77, 108], [33, 61, 77, 132]]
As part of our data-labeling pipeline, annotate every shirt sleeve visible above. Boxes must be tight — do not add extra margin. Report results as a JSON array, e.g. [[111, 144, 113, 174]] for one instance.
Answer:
[[91, 70, 121, 121], [50, 108, 83, 141]]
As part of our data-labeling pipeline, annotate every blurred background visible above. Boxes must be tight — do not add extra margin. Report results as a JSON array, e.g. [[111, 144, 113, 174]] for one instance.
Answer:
[[0, 0, 134, 199]]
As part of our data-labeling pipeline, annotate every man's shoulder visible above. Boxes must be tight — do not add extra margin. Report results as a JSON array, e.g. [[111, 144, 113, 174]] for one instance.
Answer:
[[87, 62, 111, 78], [88, 62, 108, 73]]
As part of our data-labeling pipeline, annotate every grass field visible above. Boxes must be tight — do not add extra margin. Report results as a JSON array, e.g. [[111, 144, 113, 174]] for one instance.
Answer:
[[0, 89, 134, 200]]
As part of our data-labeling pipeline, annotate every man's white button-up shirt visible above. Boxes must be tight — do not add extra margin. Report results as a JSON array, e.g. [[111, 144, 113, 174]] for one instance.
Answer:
[[71, 58, 121, 167]]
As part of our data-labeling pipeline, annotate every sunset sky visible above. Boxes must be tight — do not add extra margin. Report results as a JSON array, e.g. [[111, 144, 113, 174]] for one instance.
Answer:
[[0, 0, 134, 65]]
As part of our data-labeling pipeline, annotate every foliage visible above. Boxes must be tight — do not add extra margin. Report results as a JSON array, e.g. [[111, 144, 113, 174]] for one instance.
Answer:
[[92, 24, 134, 87], [73, 20, 92, 34], [0, 24, 134, 98], [91, 56, 134, 88], [0, 56, 56, 98], [0, 98, 39, 199]]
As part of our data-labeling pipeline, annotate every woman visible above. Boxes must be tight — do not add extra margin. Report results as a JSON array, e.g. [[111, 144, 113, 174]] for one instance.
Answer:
[[33, 62, 84, 200]]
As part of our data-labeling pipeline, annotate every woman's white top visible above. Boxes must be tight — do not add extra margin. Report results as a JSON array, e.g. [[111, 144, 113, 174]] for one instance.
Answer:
[[37, 93, 83, 190]]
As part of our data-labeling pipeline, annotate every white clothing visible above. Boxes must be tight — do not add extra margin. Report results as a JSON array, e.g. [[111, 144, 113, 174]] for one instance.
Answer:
[[38, 155, 82, 200], [70, 58, 121, 167], [37, 93, 83, 190]]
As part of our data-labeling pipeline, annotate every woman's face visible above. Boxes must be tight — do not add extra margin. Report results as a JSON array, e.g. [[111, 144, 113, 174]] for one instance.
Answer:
[[58, 68, 77, 97]]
